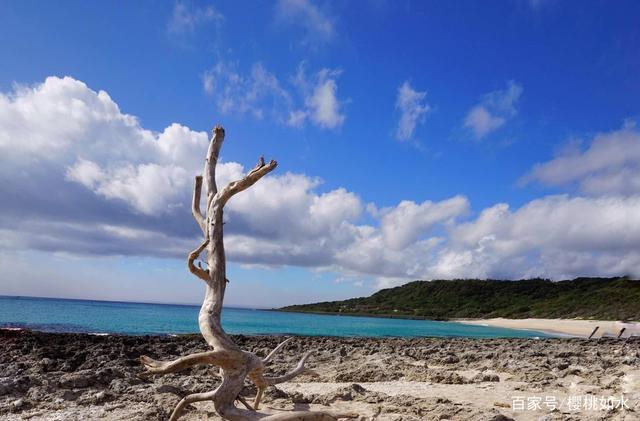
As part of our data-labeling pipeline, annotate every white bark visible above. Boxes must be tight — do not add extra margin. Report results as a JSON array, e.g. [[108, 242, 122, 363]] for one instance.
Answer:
[[139, 125, 357, 421]]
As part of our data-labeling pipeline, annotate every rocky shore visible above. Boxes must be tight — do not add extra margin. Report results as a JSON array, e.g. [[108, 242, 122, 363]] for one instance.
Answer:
[[1, 329, 638, 420]]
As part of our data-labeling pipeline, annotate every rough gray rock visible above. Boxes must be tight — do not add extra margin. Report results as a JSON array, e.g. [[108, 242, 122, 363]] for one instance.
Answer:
[[1, 329, 638, 420]]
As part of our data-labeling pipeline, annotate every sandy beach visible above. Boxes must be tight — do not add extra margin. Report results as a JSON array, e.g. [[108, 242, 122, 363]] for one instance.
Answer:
[[1, 328, 639, 420], [456, 318, 640, 338]]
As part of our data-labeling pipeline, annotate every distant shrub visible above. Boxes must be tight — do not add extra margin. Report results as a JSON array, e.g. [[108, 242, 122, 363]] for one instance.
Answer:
[[281, 277, 640, 321]]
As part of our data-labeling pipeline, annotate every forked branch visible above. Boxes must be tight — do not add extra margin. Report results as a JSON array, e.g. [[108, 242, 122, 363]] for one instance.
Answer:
[[139, 124, 356, 421], [214, 157, 277, 208], [192, 175, 206, 234], [265, 351, 313, 385], [187, 239, 209, 281], [263, 337, 293, 364]]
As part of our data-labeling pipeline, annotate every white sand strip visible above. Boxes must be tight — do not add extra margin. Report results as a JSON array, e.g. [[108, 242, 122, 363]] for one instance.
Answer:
[[455, 318, 640, 338]]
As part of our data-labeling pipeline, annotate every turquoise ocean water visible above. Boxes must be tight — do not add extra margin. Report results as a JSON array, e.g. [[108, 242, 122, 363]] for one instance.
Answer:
[[0, 295, 549, 338]]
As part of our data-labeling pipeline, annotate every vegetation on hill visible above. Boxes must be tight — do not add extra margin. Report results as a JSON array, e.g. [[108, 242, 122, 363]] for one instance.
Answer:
[[280, 277, 640, 321]]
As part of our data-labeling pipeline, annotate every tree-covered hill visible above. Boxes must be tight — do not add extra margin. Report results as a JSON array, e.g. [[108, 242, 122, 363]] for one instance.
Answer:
[[279, 277, 640, 321]]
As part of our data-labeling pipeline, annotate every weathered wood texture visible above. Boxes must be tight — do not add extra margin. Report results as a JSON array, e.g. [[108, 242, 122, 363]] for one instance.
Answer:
[[139, 125, 357, 421]]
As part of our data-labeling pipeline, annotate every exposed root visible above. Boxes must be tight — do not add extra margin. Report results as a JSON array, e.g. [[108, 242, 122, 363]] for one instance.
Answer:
[[259, 411, 359, 420], [254, 387, 265, 410], [236, 395, 255, 411], [265, 351, 313, 385], [263, 337, 293, 364], [140, 350, 226, 375], [171, 394, 358, 421], [169, 389, 218, 421]]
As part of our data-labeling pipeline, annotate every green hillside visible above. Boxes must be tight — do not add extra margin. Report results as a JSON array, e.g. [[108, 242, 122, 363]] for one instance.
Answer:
[[280, 277, 640, 321]]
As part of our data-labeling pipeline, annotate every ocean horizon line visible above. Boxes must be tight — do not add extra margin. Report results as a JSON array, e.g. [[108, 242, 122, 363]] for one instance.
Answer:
[[0, 294, 268, 311]]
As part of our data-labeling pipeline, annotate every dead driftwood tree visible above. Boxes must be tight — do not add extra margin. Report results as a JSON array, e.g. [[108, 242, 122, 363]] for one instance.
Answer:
[[139, 125, 357, 421]]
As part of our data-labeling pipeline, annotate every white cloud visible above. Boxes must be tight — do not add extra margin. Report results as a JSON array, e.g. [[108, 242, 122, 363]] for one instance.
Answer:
[[379, 196, 468, 250], [287, 110, 307, 128], [307, 73, 344, 128], [275, 0, 335, 44], [202, 71, 215, 95], [2, 76, 639, 296], [438, 195, 640, 280], [67, 161, 188, 215], [65, 158, 104, 189], [523, 122, 640, 196], [395, 81, 431, 141], [222, 174, 366, 267], [167, 1, 223, 34], [464, 81, 522, 139], [0, 77, 139, 156], [464, 106, 504, 138], [203, 61, 345, 130], [0, 76, 208, 216], [202, 61, 292, 120], [289, 66, 345, 129]]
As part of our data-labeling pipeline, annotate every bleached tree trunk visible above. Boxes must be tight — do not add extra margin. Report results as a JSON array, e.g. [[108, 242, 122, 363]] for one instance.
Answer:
[[139, 125, 357, 421]]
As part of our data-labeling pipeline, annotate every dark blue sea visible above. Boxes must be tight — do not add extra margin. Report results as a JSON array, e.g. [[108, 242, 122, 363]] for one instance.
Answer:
[[0, 295, 550, 338]]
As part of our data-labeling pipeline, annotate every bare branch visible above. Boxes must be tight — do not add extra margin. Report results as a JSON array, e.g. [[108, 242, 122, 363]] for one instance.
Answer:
[[140, 350, 226, 375], [236, 395, 255, 411], [254, 387, 265, 410], [170, 389, 219, 421], [215, 158, 277, 208], [204, 125, 225, 205], [247, 368, 268, 410], [265, 351, 313, 385], [263, 337, 293, 364], [188, 239, 210, 281], [192, 175, 206, 234]]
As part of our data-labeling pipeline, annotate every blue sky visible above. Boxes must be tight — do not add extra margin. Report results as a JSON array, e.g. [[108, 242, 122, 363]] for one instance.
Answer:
[[1, 0, 639, 307]]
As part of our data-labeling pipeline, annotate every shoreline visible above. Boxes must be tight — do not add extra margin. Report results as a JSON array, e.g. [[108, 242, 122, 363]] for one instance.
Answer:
[[8, 314, 638, 339], [455, 317, 640, 338], [0, 324, 547, 340], [274, 309, 640, 338]]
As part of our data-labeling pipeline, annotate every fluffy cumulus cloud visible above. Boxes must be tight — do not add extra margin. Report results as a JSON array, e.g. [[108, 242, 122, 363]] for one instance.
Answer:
[[275, 0, 335, 45], [523, 121, 640, 196], [2, 77, 640, 292], [0, 76, 352, 265], [203, 61, 345, 130], [437, 195, 640, 280], [379, 197, 468, 250], [464, 81, 522, 139], [395, 81, 431, 141], [0, 76, 208, 216]]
